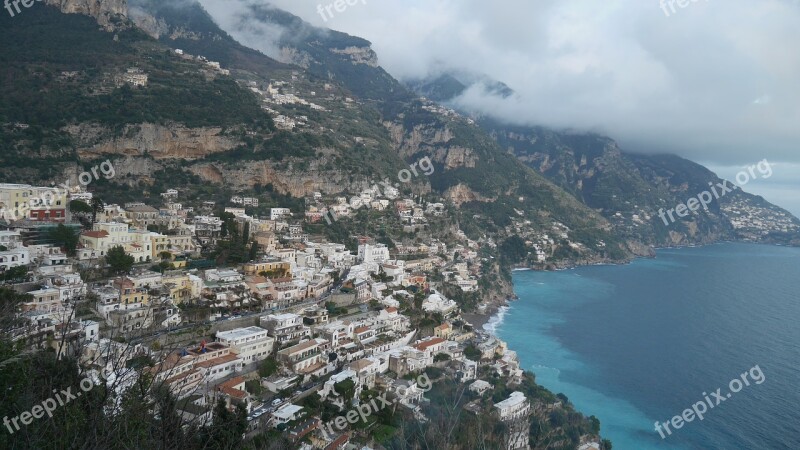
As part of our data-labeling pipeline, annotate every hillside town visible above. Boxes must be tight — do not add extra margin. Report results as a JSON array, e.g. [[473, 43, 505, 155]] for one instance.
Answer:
[[0, 182, 602, 450]]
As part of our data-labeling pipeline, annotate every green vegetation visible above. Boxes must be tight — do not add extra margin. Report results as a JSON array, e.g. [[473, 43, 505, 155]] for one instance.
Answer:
[[333, 379, 356, 403], [433, 353, 451, 362], [210, 213, 252, 265], [258, 357, 279, 378], [48, 223, 79, 256], [0, 288, 248, 449], [0, 5, 272, 176], [203, 131, 329, 163], [69, 200, 92, 214], [0, 7, 272, 130], [463, 344, 481, 362], [1, 266, 29, 284], [106, 246, 134, 274]]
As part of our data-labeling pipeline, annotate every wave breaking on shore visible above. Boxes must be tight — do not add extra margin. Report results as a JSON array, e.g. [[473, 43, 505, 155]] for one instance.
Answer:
[[482, 305, 510, 335]]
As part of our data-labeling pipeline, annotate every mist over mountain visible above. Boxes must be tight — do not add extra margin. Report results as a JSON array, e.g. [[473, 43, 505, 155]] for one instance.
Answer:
[[0, 2, 798, 449], [235, 0, 800, 215]]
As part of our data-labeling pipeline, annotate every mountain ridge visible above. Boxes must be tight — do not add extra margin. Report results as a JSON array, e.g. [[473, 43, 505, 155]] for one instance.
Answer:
[[406, 72, 800, 247]]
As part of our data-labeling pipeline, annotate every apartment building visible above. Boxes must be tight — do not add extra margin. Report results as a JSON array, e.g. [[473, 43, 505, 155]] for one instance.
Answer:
[[277, 338, 326, 374], [494, 391, 531, 450], [187, 342, 243, 382], [357, 243, 390, 264], [261, 313, 311, 344], [0, 183, 68, 222], [78, 223, 152, 262], [216, 326, 274, 364]]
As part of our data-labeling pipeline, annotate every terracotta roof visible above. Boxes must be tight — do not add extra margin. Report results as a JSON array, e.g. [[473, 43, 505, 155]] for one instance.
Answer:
[[125, 205, 159, 213], [354, 326, 371, 334], [245, 276, 268, 284], [219, 386, 248, 400], [385, 307, 398, 313], [414, 337, 446, 352], [194, 353, 239, 368], [325, 433, 350, 450], [149, 351, 194, 375], [281, 339, 318, 354], [219, 376, 246, 390], [82, 230, 109, 238], [298, 361, 326, 374], [165, 367, 202, 385]]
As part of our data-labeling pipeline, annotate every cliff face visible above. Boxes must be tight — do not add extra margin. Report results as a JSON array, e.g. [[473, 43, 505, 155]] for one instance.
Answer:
[[384, 122, 480, 171], [67, 123, 240, 161], [188, 160, 358, 198], [126, 8, 168, 38], [45, 0, 128, 29], [329, 46, 380, 67], [384, 122, 456, 159]]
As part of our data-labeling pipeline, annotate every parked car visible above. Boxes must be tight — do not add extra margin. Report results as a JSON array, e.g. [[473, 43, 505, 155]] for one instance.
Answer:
[[271, 398, 283, 407]]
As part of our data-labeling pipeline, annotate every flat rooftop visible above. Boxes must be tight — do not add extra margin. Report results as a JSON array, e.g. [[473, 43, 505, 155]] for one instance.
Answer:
[[265, 313, 299, 321], [217, 326, 270, 341]]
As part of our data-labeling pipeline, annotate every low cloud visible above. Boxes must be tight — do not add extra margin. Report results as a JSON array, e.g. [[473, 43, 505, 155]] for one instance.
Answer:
[[201, 0, 800, 212]]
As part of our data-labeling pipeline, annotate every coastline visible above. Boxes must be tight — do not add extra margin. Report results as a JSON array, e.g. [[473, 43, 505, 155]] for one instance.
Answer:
[[474, 240, 791, 359], [481, 242, 800, 449], [463, 304, 508, 333]]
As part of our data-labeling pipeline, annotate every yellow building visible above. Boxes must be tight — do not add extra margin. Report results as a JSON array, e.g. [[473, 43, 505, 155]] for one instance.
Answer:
[[434, 323, 453, 339], [162, 273, 191, 304], [0, 183, 68, 222], [161, 273, 202, 304], [243, 259, 291, 277], [78, 223, 153, 263], [114, 277, 150, 306], [151, 229, 196, 260]]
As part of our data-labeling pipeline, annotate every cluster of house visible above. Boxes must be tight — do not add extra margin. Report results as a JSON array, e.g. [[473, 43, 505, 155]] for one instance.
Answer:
[[0, 180, 549, 449], [721, 198, 800, 237], [507, 218, 590, 264], [304, 189, 448, 232], [129, 291, 534, 449], [174, 49, 231, 76], [0, 228, 98, 356], [120, 67, 148, 87], [243, 77, 327, 130], [420, 100, 476, 125]]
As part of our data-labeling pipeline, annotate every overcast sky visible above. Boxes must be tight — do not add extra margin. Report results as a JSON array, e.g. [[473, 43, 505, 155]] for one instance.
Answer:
[[202, 0, 800, 216]]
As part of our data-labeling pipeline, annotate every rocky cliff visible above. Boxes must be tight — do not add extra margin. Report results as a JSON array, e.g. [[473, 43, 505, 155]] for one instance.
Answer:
[[68, 123, 240, 161], [45, 0, 128, 29]]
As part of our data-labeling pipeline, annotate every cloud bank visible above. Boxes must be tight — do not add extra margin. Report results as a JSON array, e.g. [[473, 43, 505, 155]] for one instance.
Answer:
[[200, 0, 800, 214]]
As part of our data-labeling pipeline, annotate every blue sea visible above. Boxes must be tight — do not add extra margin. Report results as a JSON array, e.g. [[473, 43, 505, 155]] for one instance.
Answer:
[[492, 243, 800, 450]]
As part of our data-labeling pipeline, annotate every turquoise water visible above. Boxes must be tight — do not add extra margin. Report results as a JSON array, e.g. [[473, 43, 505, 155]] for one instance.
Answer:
[[493, 243, 800, 449]]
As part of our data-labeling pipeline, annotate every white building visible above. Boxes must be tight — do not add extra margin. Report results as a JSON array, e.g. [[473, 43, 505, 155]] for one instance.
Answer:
[[494, 391, 531, 450], [495, 392, 530, 420], [216, 326, 274, 364], [269, 208, 291, 221], [469, 380, 492, 396], [272, 404, 304, 427], [0, 246, 29, 272], [261, 313, 311, 344], [358, 243, 390, 265], [422, 292, 458, 315]]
